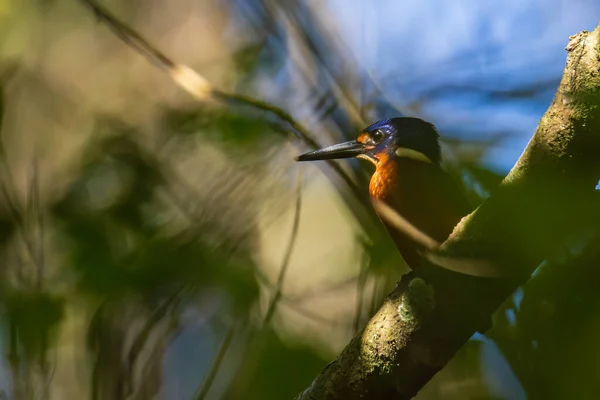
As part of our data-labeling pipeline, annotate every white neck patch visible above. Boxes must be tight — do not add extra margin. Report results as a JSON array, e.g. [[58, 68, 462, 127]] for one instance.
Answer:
[[357, 153, 378, 166], [394, 147, 432, 163]]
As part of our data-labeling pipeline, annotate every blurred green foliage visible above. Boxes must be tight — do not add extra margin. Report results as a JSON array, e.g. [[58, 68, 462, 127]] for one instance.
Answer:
[[0, 1, 598, 400], [225, 329, 326, 400], [162, 106, 285, 150], [51, 131, 258, 308]]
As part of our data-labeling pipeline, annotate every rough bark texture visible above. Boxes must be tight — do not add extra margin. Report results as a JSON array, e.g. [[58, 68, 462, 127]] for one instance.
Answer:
[[296, 25, 600, 400]]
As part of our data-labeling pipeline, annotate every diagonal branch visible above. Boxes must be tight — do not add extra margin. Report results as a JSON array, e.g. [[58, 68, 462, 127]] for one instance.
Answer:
[[194, 319, 240, 400], [297, 25, 600, 399], [262, 169, 303, 327], [77, 0, 366, 204]]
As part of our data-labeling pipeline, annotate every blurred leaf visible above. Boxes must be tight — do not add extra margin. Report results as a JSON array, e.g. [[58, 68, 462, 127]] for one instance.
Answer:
[[162, 107, 284, 150], [4, 291, 64, 359], [124, 236, 259, 310], [489, 230, 600, 399], [55, 195, 259, 308], [0, 214, 14, 247], [35, 0, 58, 10], [225, 329, 327, 400], [51, 125, 259, 308]]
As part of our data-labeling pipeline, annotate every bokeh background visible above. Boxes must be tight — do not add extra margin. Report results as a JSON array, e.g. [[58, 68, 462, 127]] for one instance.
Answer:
[[0, 0, 599, 399]]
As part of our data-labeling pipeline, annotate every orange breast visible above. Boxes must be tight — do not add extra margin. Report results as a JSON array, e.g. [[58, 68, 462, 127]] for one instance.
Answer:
[[369, 158, 472, 269]]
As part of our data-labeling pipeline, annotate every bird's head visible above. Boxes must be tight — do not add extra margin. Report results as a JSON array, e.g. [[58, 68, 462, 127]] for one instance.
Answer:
[[296, 117, 441, 166]]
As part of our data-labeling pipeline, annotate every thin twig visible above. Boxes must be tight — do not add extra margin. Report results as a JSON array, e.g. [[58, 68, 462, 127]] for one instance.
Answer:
[[262, 169, 303, 327], [0, 93, 40, 277], [148, 153, 345, 327], [254, 270, 351, 328], [28, 157, 45, 290], [77, 0, 366, 204], [194, 320, 239, 400], [236, 0, 365, 127], [0, 177, 37, 270], [79, 0, 175, 72], [126, 291, 183, 394], [274, 1, 365, 125]]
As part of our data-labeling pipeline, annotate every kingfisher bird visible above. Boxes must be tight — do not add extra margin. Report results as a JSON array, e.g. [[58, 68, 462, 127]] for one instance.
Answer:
[[296, 117, 473, 271]]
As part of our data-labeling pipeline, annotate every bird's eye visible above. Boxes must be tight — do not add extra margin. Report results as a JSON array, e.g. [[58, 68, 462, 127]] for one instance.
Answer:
[[371, 130, 384, 143]]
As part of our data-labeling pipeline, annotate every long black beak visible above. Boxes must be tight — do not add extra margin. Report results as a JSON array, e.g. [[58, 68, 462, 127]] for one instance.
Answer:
[[295, 141, 365, 162]]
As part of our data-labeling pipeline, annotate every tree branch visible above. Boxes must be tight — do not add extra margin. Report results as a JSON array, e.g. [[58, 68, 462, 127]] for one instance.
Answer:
[[77, 0, 367, 204], [297, 25, 600, 399]]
